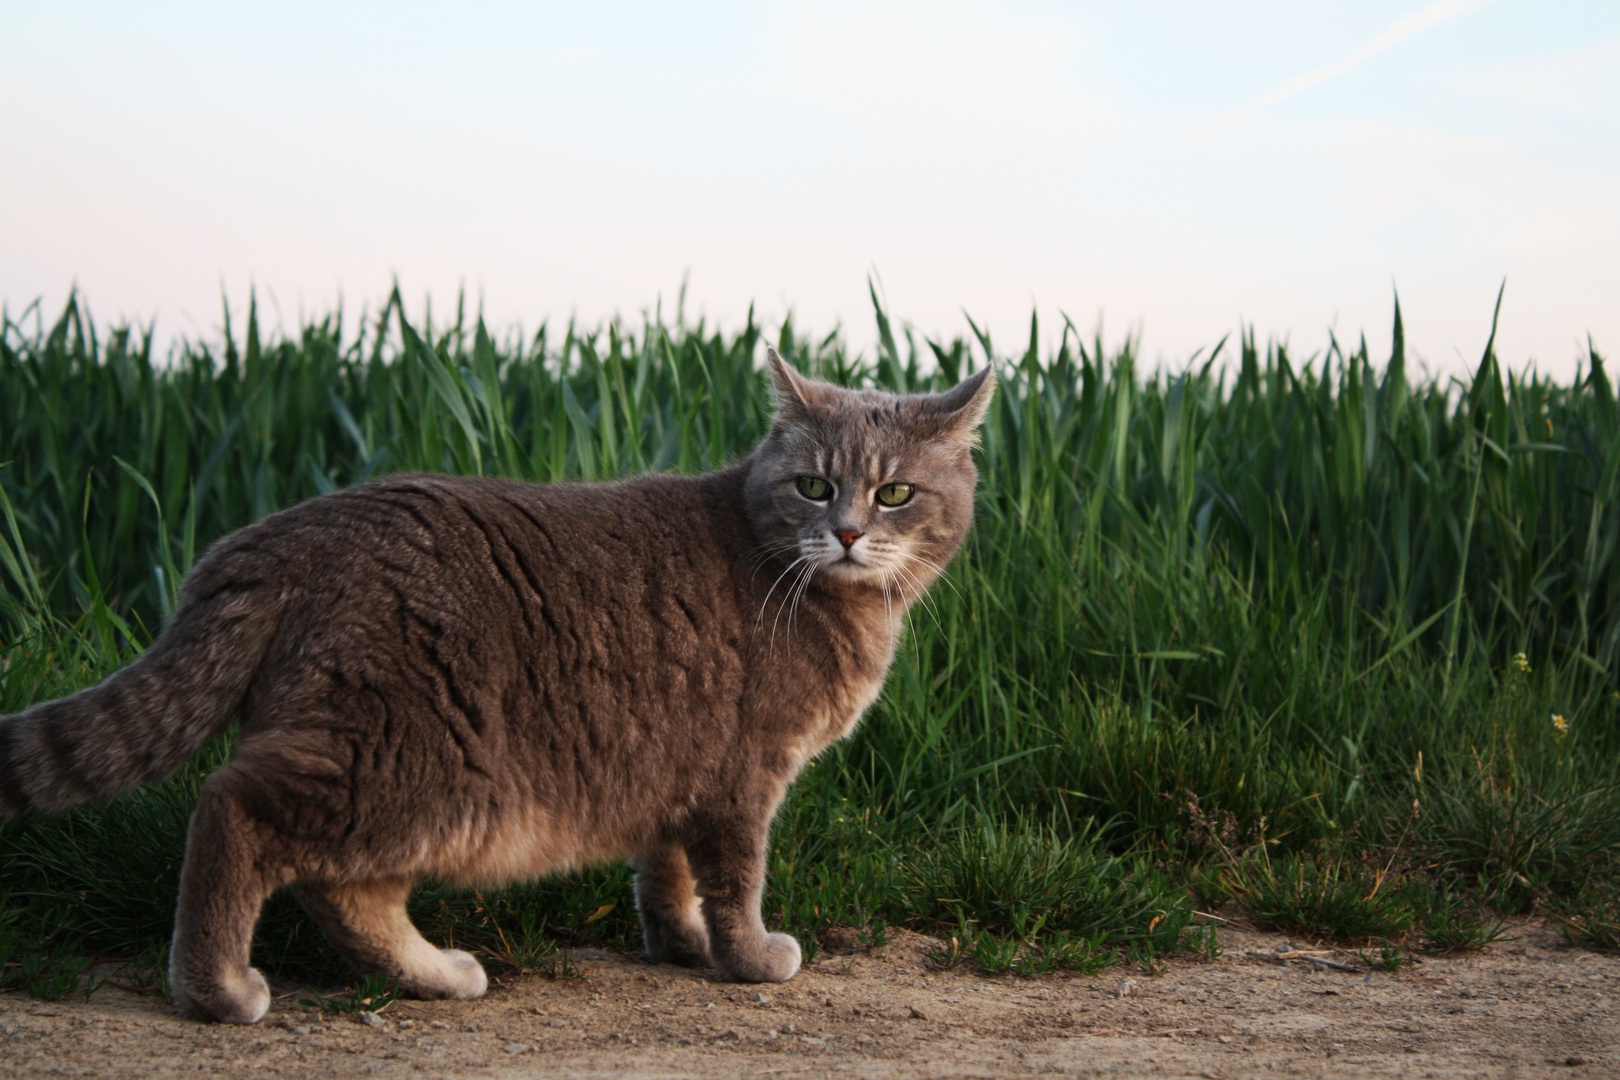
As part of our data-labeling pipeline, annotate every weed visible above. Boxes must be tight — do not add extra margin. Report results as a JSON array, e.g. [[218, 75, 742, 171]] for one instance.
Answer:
[[1413, 883, 1513, 953], [905, 820, 1197, 952], [856, 921, 888, 950], [1029, 931, 1115, 975], [3, 941, 99, 1001], [1230, 851, 1413, 941], [300, 973, 403, 1014], [1358, 940, 1413, 971], [922, 933, 967, 971], [113, 941, 170, 997], [1547, 880, 1620, 950]]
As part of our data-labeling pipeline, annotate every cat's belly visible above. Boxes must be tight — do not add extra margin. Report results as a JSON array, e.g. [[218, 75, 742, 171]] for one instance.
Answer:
[[426, 803, 632, 886]]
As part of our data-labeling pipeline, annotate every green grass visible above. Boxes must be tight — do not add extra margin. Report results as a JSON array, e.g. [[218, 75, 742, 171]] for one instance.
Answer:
[[2, 285, 1619, 998]]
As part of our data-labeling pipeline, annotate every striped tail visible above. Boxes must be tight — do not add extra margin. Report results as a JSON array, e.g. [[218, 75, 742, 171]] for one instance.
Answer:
[[0, 579, 281, 819]]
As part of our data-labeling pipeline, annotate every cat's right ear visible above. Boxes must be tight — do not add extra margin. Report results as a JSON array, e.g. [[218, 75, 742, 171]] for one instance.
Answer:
[[766, 347, 820, 426]]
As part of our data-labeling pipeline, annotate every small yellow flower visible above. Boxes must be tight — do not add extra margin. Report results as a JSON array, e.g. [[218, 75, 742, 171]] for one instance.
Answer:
[[1512, 652, 1531, 674], [1551, 713, 1568, 734]]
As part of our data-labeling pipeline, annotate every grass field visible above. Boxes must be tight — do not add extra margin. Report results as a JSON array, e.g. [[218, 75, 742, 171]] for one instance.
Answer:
[[2, 287, 1618, 1001]]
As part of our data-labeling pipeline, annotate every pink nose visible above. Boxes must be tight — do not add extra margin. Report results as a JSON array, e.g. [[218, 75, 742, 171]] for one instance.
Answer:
[[835, 529, 863, 549]]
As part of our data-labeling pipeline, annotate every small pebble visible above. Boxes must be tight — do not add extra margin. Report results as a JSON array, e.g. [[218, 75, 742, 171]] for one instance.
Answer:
[[1115, 979, 1136, 999], [290, 1025, 310, 1036], [395, 1019, 413, 1030], [547, 1018, 566, 1028], [502, 1042, 530, 1055], [751, 991, 771, 1004], [908, 1006, 929, 1021], [430, 1021, 449, 1030], [355, 1011, 384, 1029]]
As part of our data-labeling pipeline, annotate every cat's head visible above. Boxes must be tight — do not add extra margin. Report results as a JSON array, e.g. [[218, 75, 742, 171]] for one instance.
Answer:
[[743, 347, 995, 594]]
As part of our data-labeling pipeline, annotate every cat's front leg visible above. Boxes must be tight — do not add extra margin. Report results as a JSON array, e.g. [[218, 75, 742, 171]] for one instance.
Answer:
[[684, 819, 801, 983], [630, 843, 713, 967]]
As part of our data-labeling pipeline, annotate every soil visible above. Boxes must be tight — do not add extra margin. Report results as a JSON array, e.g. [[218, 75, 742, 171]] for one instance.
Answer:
[[1, 921, 1615, 1079]]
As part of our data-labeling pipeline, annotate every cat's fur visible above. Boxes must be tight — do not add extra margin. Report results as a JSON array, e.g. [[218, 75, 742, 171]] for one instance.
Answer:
[[0, 350, 993, 1024]]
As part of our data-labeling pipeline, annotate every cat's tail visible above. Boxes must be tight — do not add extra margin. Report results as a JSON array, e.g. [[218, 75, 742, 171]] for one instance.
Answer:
[[0, 570, 283, 820]]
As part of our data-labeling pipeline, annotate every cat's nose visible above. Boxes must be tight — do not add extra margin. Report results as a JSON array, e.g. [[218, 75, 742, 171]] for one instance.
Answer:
[[834, 528, 863, 549]]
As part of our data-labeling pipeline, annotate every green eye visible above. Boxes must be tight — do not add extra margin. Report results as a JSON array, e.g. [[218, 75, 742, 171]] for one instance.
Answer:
[[796, 476, 832, 501], [875, 482, 914, 507]]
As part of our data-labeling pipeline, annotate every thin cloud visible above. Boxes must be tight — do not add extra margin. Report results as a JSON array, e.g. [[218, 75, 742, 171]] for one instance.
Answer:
[[1201, 0, 1494, 138]]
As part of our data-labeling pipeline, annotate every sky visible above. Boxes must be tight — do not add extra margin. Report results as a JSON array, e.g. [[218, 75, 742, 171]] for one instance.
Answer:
[[2, 1, 1617, 379]]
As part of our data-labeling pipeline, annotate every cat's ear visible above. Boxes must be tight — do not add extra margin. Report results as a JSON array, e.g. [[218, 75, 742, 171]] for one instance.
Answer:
[[931, 366, 997, 445], [765, 346, 822, 425]]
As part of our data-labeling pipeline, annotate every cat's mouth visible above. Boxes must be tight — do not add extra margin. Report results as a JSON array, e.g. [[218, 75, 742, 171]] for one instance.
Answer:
[[815, 549, 885, 583]]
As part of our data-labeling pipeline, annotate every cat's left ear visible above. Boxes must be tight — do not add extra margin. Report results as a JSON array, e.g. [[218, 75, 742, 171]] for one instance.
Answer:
[[931, 366, 997, 446]]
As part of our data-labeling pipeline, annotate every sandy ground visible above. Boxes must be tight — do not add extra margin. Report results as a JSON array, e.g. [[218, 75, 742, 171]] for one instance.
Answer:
[[1, 922, 1615, 1079]]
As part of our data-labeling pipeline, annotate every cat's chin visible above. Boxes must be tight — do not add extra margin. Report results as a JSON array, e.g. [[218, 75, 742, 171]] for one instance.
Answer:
[[816, 559, 886, 585]]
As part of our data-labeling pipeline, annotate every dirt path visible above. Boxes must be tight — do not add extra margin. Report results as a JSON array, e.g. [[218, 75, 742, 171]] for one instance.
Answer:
[[1, 922, 1615, 1079]]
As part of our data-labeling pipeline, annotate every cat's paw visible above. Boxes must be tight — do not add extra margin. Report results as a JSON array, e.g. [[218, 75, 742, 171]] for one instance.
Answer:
[[716, 932, 801, 983], [171, 963, 271, 1024], [406, 948, 488, 1000], [645, 922, 713, 968]]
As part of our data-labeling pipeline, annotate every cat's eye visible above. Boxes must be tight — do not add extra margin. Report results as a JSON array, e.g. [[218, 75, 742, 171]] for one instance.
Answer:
[[795, 476, 833, 501], [875, 482, 914, 507]]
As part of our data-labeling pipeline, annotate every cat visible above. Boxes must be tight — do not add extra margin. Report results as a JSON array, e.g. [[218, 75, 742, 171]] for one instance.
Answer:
[[0, 348, 994, 1024]]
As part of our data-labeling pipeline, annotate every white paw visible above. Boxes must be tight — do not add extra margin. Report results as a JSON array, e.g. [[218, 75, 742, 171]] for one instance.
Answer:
[[759, 933, 802, 982], [437, 949, 488, 999], [173, 965, 270, 1024], [718, 932, 802, 983], [233, 967, 273, 1024]]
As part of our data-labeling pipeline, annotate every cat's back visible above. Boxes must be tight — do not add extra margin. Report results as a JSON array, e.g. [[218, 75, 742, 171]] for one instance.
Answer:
[[220, 468, 759, 732], [223, 467, 753, 603]]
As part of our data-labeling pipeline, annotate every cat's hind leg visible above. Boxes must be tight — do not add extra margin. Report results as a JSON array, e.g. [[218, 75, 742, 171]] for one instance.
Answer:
[[685, 819, 801, 983], [631, 843, 713, 967], [169, 770, 289, 1023], [294, 878, 488, 1001]]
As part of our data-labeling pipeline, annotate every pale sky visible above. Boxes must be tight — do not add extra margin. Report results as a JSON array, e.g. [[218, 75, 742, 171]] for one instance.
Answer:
[[3, 1, 1617, 379]]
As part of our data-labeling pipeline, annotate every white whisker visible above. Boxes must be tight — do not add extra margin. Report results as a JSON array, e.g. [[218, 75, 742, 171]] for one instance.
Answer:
[[742, 538, 804, 587], [890, 557, 943, 641], [777, 559, 818, 654], [906, 552, 967, 605], [879, 567, 894, 632], [756, 552, 813, 643]]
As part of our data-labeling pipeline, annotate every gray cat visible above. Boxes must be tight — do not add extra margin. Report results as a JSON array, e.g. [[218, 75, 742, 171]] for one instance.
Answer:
[[0, 349, 994, 1024]]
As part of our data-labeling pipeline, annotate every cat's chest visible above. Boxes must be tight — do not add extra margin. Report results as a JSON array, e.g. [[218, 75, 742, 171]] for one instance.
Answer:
[[788, 618, 897, 757]]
